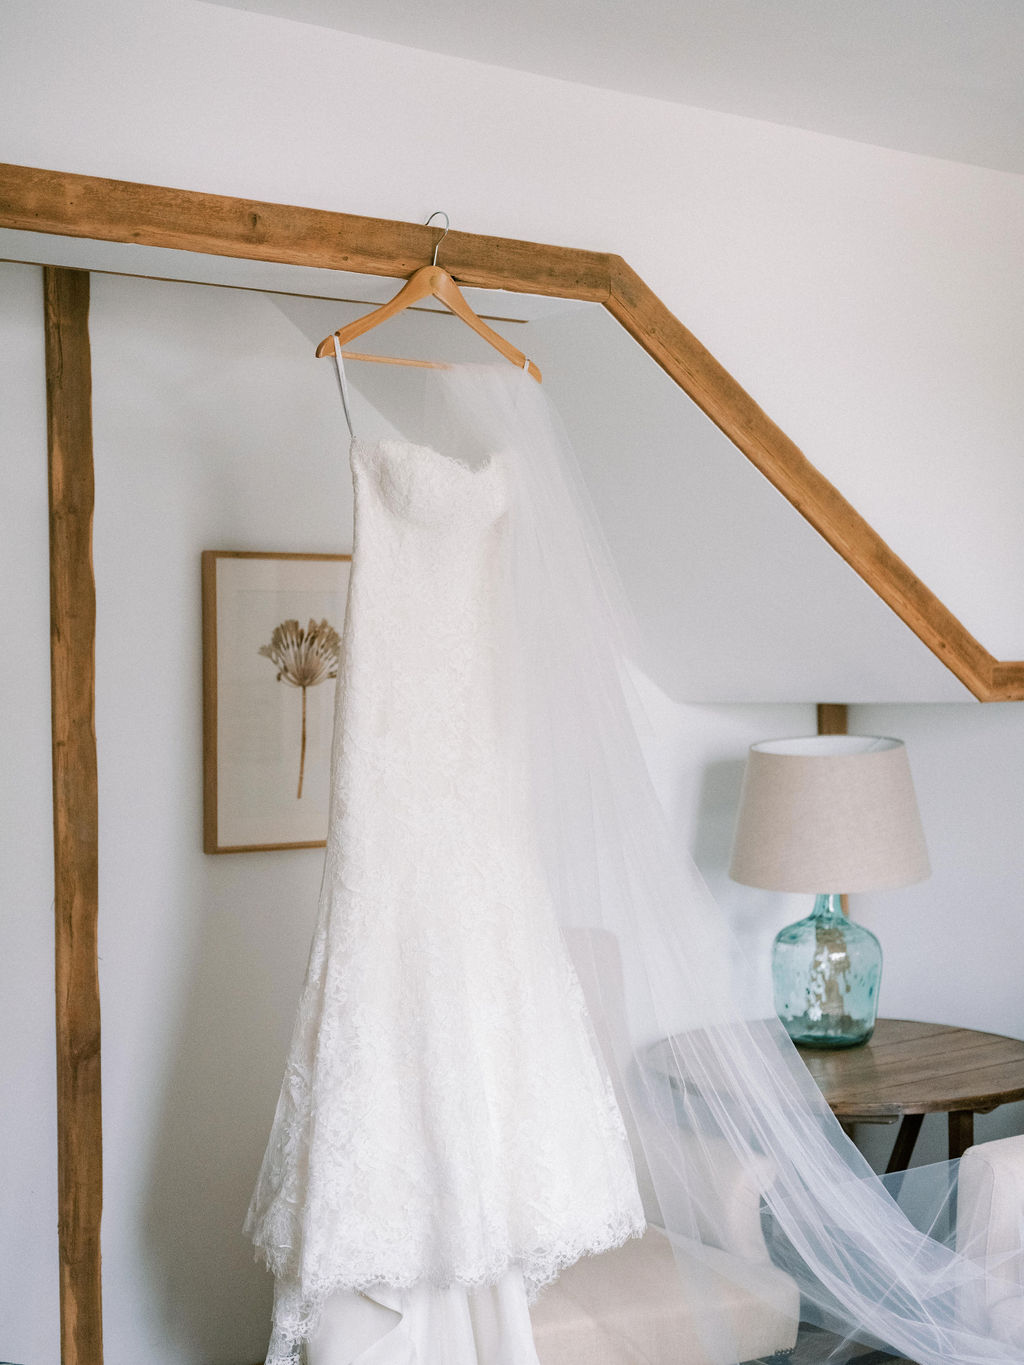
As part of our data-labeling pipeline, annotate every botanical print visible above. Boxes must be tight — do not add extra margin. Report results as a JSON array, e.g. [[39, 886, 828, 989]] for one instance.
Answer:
[[203, 552, 351, 853], [258, 619, 341, 799]]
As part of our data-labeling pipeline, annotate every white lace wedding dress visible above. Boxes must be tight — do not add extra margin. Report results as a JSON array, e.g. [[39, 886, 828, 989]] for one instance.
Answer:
[[245, 433, 645, 1365]]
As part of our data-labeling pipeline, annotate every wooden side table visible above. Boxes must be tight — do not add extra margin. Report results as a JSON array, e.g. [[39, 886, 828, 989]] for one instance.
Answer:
[[797, 1018, 1024, 1172]]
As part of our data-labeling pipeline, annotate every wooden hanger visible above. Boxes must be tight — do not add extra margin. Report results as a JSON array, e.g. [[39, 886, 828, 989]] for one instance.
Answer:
[[315, 263, 542, 383]]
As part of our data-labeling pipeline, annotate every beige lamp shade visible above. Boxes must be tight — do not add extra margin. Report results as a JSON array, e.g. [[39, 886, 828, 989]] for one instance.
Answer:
[[729, 735, 931, 894]]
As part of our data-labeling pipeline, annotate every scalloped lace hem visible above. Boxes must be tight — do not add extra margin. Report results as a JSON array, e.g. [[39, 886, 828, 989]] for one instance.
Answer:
[[259, 1214, 646, 1365]]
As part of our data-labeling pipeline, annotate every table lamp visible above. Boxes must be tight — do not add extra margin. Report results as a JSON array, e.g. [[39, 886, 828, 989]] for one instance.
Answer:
[[729, 736, 930, 1049]]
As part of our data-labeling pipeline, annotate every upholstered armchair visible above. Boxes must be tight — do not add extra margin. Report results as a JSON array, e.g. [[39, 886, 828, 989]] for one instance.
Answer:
[[532, 930, 800, 1364], [957, 1135, 1024, 1349], [530, 1140, 800, 1364]]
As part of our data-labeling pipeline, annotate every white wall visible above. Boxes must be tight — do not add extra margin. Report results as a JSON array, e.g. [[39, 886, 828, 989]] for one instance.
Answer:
[[848, 703, 1024, 1169], [3, 2, 1024, 1359], [86, 274, 360, 1365], [3, 0, 1023, 654], [0, 263, 60, 1364]]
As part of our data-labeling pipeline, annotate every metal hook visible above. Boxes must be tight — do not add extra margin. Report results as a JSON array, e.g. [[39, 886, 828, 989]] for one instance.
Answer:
[[425, 210, 450, 267]]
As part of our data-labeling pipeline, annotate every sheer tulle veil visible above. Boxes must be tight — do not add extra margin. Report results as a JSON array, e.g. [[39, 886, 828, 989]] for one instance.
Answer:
[[404, 359, 1020, 1364], [251, 360, 1024, 1365]]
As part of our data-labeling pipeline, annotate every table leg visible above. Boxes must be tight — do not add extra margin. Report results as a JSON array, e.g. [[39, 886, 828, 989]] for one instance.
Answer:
[[885, 1113, 924, 1174], [948, 1110, 974, 1160]]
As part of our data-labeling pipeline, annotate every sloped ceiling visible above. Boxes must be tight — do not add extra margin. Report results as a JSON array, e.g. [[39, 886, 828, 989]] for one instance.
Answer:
[[208, 0, 1024, 174]]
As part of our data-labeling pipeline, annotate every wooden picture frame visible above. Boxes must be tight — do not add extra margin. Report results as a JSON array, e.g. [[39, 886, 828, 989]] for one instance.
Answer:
[[202, 551, 352, 854]]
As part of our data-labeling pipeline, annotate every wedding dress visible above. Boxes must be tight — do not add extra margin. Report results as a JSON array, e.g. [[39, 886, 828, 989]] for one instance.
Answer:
[[246, 385, 645, 1365], [248, 354, 1023, 1365]]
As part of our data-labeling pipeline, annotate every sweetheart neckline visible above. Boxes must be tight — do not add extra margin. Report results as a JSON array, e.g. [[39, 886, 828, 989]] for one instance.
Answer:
[[350, 436, 502, 478]]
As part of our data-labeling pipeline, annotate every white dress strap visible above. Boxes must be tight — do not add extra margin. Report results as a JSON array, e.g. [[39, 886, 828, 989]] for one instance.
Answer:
[[333, 336, 355, 438]]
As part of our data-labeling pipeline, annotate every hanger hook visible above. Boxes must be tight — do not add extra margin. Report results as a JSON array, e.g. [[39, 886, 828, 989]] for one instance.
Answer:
[[425, 211, 450, 267]]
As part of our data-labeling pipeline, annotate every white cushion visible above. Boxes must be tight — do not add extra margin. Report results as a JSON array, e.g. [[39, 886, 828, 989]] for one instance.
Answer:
[[958, 1136, 1024, 1340], [531, 1226, 799, 1365]]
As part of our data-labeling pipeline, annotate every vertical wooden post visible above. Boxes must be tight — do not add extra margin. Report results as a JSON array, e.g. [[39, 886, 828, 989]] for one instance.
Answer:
[[44, 266, 103, 1365], [816, 703, 850, 915], [816, 703, 848, 737]]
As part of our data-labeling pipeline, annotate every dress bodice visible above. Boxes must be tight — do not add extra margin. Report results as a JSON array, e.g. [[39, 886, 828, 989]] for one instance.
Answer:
[[351, 438, 509, 533]]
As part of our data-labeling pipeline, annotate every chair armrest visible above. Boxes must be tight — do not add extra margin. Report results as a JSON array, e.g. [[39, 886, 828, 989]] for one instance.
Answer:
[[958, 1135, 1024, 1274], [957, 1135, 1024, 1343], [672, 1130, 776, 1264]]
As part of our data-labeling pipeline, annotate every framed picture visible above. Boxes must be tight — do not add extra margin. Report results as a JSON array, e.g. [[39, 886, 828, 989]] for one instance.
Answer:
[[202, 551, 352, 853]]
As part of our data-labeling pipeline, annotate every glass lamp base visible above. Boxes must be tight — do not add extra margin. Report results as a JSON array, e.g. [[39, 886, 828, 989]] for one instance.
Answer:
[[781, 1016, 875, 1050], [772, 894, 882, 1050]]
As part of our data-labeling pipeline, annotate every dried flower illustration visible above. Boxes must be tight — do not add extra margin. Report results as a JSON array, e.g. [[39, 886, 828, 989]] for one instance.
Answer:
[[259, 618, 341, 799]]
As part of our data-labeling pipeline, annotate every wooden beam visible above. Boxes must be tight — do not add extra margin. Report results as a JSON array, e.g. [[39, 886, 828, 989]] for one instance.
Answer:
[[816, 705, 850, 914], [816, 704, 849, 736], [44, 265, 103, 1365], [0, 162, 613, 301], [4, 153, 1021, 1365], [4, 161, 1022, 699], [989, 661, 1024, 702], [605, 257, 1007, 702], [11, 174, 610, 1365]]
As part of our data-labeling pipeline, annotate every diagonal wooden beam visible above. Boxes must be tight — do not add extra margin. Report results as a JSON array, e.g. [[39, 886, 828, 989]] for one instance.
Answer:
[[44, 264, 103, 1365], [990, 661, 1024, 698], [605, 257, 1018, 702], [4, 161, 1023, 699]]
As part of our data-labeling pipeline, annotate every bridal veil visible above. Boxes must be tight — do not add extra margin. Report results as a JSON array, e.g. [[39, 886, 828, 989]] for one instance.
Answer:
[[250, 357, 1022, 1365]]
